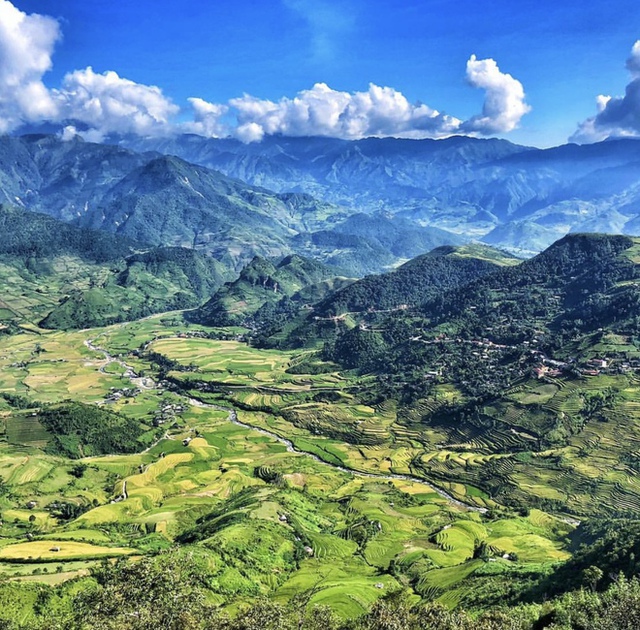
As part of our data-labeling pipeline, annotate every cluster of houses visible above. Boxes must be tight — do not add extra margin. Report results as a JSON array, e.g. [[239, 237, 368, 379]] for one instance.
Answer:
[[105, 386, 139, 403], [154, 402, 186, 426], [532, 353, 640, 379]]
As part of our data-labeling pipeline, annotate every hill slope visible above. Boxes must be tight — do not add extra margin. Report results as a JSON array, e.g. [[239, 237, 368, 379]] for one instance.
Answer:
[[191, 254, 343, 327], [121, 133, 640, 251], [0, 135, 463, 274], [0, 205, 229, 330]]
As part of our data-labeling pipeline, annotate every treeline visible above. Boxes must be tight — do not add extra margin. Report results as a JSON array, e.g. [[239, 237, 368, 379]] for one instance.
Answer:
[[314, 249, 504, 317], [0, 204, 133, 263]]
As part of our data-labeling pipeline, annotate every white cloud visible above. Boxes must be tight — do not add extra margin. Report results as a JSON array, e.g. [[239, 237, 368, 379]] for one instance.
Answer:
[[223, 60, 531, 143], [0, 1, 178, 138], [461, 55, 531, 134], [572, 41, 640, 143], [227, 82, 462, 142], [183, 97, 228, 137], [0, 0, 60, 132], [0, 0, 531, 143], [627, 41, 640, 77], [54, 67, 179, 139]]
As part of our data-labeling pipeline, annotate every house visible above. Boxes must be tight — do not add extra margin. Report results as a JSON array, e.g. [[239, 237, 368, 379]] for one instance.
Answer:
[[533, 366, 548, 379]]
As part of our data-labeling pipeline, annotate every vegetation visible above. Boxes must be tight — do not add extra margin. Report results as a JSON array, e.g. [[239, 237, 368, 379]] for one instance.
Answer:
[[0, 206, 230, 331], [190, 254, 342, 327], [1, 231, 640, 625], [38, 402, 148, 458]]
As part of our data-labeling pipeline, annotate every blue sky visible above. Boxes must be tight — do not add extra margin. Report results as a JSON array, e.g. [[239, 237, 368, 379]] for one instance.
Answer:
[[5, 0, 640, 146]]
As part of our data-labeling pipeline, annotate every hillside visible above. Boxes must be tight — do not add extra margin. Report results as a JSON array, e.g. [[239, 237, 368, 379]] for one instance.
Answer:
[[249, 243, 520, 351], [0, 135, 462, 274], [0, 205, 229, 331], [277, 234, 640, 516], [314, 243, 519, 317], [191, 254, 343, 327]]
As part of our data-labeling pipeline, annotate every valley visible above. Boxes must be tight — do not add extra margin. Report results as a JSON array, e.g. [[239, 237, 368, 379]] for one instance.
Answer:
[[0, 314, 575, 621], [1, 136, 640, 628]]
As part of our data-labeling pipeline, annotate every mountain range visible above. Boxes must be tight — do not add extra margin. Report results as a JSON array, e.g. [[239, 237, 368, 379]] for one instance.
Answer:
[[0, 135, 463, 275], [121, 133, 640, 254]]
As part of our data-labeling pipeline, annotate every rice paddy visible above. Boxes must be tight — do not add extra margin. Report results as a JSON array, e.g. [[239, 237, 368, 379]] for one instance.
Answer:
[[0, 313, 590, 616]]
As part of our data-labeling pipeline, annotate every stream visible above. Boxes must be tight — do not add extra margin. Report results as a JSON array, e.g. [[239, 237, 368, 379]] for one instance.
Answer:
[[86, 335, 488, 513]]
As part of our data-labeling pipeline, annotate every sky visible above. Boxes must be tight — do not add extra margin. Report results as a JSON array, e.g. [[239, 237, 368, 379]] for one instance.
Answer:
[[2, 0, 640, 147]]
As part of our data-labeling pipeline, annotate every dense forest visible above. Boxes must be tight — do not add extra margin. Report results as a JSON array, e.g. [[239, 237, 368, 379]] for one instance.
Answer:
[[38, 402, 148, 458]]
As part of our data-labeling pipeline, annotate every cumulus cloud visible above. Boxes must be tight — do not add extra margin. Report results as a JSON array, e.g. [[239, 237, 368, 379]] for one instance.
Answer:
[[0, 0, 531, 143], [222, 56, 531, 143], [572, 41, 640, 143], [0, 0, 60, 132], [227, 82, 462, 141], [183, 97, 229, 137], [54, 67, 179, 139], [0, 1, 178, 138], [461, 55, 531, 134]]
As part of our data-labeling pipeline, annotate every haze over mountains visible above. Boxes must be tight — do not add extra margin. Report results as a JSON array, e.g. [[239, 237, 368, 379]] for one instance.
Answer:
[[123, 134, 640, 254], [2, 133, 640, 267]]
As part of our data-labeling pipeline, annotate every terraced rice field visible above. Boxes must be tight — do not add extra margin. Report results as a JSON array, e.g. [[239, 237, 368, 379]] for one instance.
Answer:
[[0, 314, 584, 615], [0, 541, 135, 562]]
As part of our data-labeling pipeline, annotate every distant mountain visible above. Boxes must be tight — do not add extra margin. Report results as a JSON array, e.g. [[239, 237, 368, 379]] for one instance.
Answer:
[[0, 205, 229, 330], [120, 134, 640, 251], [0, 134, 462, 273], [292, 212, 467, 275], [190, 254, 342, 327]]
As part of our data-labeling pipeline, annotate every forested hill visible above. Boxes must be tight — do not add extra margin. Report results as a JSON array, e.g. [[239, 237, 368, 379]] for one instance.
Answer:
[[420, 233, 639, 343], [313, 243, 520, 317], [0, 203, 134, 263], [191, 254, 343, 327], [320, 233, 640, 380], [0, 206, 230, 331], [246, 243, 519, 351]]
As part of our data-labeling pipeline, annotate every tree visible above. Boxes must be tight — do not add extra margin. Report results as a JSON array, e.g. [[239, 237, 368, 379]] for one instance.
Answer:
[[583, 565, 604, 592]]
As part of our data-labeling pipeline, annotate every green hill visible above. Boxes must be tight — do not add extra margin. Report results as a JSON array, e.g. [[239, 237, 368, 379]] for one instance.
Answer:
[[315, 243, 519, 317], [0, 205, 230, 331], [190, 254, 342, 326], [250, 243, 519, 351], [306, 234, 640, 515]]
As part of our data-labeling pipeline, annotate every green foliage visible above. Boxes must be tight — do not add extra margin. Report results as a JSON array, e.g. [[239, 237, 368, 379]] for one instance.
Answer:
[[0, 204, 133, 263], [316, 245, 515, 318], [38, 402, 147, 458], [192, 254, 339, 327], [540, 519, 640, 595]]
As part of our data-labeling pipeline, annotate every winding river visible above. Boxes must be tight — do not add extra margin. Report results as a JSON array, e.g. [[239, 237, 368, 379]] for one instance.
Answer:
[[86, 336, 486, 513]]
